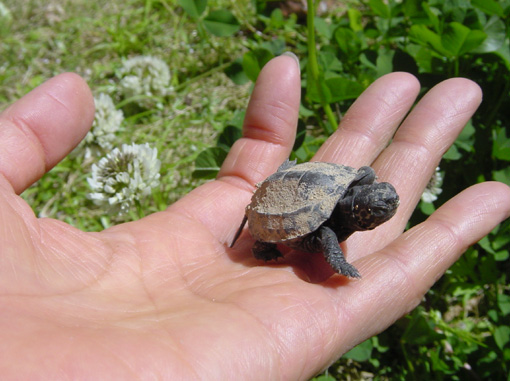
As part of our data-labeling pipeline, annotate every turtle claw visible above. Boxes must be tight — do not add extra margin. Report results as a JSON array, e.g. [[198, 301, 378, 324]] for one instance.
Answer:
[[326, 252, 361, 279], [337, 263, 361, 279]]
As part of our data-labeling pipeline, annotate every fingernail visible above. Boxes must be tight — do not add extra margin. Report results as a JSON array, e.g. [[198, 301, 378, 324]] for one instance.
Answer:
[[281, 51, 300, 73]]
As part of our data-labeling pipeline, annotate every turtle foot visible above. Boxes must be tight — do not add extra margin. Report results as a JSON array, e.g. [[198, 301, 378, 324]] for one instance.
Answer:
[[318, 226, 362, 279], [326, 252, 361, 279], [333, 262, 361, 279], [252, 241, 283, 262]]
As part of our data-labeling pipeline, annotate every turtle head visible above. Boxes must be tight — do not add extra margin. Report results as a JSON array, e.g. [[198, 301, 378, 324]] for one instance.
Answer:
[[349, 182, 399, 230]]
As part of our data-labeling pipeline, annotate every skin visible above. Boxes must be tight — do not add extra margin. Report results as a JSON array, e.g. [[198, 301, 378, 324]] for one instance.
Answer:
[[0, 55, 509, 380]]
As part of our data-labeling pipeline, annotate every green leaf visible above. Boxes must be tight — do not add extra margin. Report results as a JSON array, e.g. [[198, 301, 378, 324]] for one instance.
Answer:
[[494, 326, 510, 350], [429, 349, 451, 372], [498, 293, 510, 316], [359, 53, 377, 71], [402, 308, 442, 345], [314, 16, 333, 39], [334, 27, 361, 59], [318, 50, 343, 73], [242, 48, 274, 82], [217, 125, 242, 150], [422, 3, 440, 33], [192, 146, 228, 179], [445, 119, 475, 158], [347, 8, 363, 32], [492, 220, 510, 255], [228, 110, 245, 129], [493, 167, 510, 186], [471, 0, 504, 16], [311, 375, 336, 381], [203, 9, 240, 37], [459, 119, 476, 141], [325, 76, 364, 101], [442, 22, 487, 56], [420, 200, 436, 215], [343, 339, 373, 361], [402, 0, 423, 19], [494, 40, 510, 71], [492, 126, 510, 161], [494, 249, 510, 261], [375, 47, 394, 76], [269, 8, 284, 28], [409, 24, 449, 56], [260, 37, 286, 56], [369, 0, 391, 18], [478, 236, 497, 255], [225, 60, 249, 85], [473, 16, 507, 53], [442, 0, 471, 16], [299, 103, 315, 117], [405, 43, 434, 72], [461, 30, 488, 54], [306, 68, 332, 104], [178, 0, 207, 20], [293, 135, 322, 162]]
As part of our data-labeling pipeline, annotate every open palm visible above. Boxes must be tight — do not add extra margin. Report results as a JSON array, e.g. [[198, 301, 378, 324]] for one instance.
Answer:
[[1, 55, 509, 379]]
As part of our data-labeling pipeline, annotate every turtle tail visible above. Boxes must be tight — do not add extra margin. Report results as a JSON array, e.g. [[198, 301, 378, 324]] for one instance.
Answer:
[[230, 215, 248, 248]]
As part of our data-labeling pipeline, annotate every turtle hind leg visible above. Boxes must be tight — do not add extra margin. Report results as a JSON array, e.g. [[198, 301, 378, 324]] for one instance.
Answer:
[[318, 226, 361, 279], [252, 241, 283, 262]]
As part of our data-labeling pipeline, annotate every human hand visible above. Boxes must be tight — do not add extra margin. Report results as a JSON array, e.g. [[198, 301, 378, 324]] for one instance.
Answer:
[[0, 55, 509, 379]]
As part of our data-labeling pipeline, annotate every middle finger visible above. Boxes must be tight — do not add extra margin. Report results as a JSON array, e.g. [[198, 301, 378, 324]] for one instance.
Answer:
[[314, 72, 420, 167], [347, 77, 482, 259]]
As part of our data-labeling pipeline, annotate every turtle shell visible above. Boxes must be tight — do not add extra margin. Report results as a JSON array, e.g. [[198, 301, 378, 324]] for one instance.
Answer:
[[246, 162, 359, 243]]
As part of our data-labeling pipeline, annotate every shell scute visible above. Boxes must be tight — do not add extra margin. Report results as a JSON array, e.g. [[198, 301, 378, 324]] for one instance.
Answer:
[[247, 162, 359, 242]]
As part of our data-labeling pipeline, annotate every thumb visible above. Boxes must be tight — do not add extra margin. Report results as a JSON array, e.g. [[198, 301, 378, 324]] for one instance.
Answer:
[[0, 73, 94, 194]]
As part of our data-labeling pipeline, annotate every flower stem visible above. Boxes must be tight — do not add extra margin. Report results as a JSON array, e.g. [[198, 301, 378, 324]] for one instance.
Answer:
[[175, 61, 232, 92], [323, 104, 338, 133], [306, 0, 320, 91], [306, 0, 338, 132]]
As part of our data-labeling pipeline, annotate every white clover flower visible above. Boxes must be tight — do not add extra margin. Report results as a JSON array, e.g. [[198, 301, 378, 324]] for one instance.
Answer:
[[0, 1, 12, 36], [85, 93, 123, 151], [87, 143, 161, 214], [422, 167, 443, 203], [118, 56, 171, 108]]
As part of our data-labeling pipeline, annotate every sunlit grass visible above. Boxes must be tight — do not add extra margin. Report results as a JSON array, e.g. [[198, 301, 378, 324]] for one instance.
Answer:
[[1, 0, 252, 230]]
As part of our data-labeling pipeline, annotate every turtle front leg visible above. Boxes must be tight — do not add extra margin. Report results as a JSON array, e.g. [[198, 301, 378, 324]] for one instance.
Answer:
[[252, 241, 283, 262], [318, 226, 361, 279]]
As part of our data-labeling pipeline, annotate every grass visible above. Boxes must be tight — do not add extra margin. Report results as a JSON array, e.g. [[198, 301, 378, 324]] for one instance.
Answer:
[[1, 0, 252, 229]]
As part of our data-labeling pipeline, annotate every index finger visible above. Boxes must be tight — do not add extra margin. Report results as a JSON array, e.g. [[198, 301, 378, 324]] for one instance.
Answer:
[[169, 54, 301, 243], [218, 53, 301, 189]]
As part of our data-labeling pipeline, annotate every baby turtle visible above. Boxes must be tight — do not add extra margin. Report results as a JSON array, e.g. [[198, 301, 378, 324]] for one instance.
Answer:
[[230, 159, 399, 278]]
